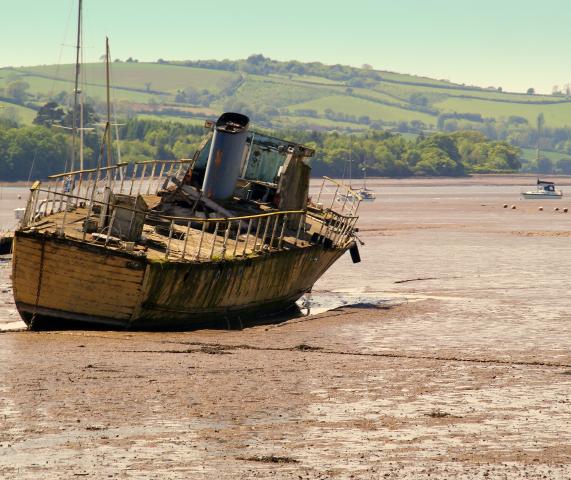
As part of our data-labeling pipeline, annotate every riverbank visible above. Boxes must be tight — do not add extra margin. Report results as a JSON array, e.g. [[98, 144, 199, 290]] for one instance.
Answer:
[[1, 177, 570, 478]]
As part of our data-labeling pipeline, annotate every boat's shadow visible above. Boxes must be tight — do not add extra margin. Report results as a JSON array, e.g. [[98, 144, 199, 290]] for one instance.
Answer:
[[26, 304, 310, 332]]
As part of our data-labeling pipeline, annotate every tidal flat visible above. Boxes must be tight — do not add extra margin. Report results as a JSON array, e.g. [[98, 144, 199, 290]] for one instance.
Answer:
[[1, 176, 570, 479]]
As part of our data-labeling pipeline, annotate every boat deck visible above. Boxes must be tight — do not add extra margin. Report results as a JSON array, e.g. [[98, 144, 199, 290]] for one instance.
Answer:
[[25, 203, 319, 263]]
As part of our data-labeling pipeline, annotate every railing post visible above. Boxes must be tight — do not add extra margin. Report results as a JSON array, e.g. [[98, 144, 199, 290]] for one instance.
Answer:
[[209, 222, 219, 260], [341, 190, 350, 213], [220, 221, 231, 259], [260, 217, 271, 251], [278, 214, 287, 249], [242, 218, 253, 256], [156, 162, 166, 192], [129, 164, 139, 196], [137, 164, 148, 196], [181, 220, 191, 261], [329, 185, 340, 210], [165, 219, 175, 259], [195, 220, 207, 261], [76, 172, 84, 206], [119, 165, 126, 194], [146, 162, 157, 195], [45, 185, 53, 216], [233, 220, 242, 257], [252, 217, 262, 252], [22, 181, 41, 228], [269, 215, 279, 249], [161, 162, 175, 190], [316, 177, 326, 205]]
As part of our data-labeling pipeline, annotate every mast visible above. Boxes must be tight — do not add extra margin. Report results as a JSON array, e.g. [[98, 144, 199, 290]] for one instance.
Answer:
[[71, 0, 83, 172], [105, 37, 112, 170], [536, 113, 544, 164], [348, 136, 353, 189]]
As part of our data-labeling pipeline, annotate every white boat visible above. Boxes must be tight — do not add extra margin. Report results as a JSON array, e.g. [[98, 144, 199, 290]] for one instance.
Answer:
[[337, 143, 376, 203], [521, 179, 563, 199], [356, 166, 376, 201], [356, 188, 376, 201]]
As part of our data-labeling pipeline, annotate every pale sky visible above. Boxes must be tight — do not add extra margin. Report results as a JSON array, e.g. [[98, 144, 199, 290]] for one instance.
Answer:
[[1, 0, 570, 94]]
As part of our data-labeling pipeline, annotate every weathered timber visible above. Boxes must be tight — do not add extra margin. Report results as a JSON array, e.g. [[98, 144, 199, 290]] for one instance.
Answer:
[[12, 229, 345, 330]]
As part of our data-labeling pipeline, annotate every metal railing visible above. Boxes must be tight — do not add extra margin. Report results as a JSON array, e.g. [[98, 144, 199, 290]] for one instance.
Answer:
[[46, 159, 192, 204], [314, 176, 362, 216], [22, 183, 358, 262]]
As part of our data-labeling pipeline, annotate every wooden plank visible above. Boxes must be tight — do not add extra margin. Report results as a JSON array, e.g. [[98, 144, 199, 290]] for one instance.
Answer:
[[17, 254, 143, 285], [13, 235, 142, 320], [15, 243, 144, 282], [43, 243, 137, 268], [14, 269, 141, 308]]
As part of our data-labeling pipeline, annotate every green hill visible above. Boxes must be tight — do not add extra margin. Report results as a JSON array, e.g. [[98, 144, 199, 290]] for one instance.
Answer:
[[2, 56, 571, 139]]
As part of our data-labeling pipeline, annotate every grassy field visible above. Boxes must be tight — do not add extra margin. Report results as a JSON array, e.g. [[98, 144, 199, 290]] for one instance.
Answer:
[[520, 147, 571, 163], [226, 77, 329, 110], [434, 97, 571, 127], [15, 63, 240, 95], [0, 100, 37, 124], [3, 58, 571, 135], [273, 115, 369, 131], [136, 114, 208, 126], [288, 95, 436, 124]]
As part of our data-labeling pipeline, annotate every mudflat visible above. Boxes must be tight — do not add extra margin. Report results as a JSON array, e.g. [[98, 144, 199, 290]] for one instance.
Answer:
[[1, 176, 570, 479]]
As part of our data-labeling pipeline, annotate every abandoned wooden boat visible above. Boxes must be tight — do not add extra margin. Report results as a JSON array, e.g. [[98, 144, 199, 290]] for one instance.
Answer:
[[12, 112, 363, 330]]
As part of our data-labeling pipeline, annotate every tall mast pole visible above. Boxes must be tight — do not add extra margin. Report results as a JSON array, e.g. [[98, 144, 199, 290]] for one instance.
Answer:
[[71, 0, 83, 172], [536, 113, 543, 164], [105, 37, 112, 170], [349, 136, 353, 189]]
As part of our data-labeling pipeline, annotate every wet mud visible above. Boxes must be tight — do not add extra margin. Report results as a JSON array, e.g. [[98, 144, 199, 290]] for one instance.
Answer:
[[1, 176, 570, 478]]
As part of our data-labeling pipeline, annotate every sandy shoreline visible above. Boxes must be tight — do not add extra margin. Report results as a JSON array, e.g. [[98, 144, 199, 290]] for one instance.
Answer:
[[1, 178, 570, 479]]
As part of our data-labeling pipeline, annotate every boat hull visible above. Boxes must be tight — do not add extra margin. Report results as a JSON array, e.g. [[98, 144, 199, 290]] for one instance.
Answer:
[[12, 231, 347, 330], [521, 192, 563, 200]]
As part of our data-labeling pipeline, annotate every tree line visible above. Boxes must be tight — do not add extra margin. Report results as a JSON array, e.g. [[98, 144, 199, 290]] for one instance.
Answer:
[[0, 104, 533, 181]]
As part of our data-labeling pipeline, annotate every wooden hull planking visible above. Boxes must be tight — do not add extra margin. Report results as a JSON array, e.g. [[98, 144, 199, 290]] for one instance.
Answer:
[[12, 231, 347, 330]]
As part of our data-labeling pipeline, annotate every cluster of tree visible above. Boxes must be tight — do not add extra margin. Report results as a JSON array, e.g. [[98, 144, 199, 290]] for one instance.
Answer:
[[279, 129, 522, 177], [170, 54, 382, 84], [174, 87, 216, 106], [0, 118, 69, 180], [9, 105, 571, 181], [437, 113, 571, 156]]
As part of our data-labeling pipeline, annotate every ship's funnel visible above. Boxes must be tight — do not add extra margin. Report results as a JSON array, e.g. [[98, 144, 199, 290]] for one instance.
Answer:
[[202, 112, 250, 200]]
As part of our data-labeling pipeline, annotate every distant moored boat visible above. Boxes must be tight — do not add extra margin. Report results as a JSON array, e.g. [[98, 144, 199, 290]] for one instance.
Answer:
[[521, 179, 563, 199]]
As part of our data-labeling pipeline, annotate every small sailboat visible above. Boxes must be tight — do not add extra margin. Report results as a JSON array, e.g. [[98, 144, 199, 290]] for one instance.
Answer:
[[521, 179, 563, 199], [522, 115, 562, 199], [337, 139, 376, 202], [356, 166, 376, 201]]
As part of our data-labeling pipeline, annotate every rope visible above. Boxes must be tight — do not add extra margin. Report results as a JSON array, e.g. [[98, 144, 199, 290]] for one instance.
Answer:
[[29, 237, 46, 331]]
